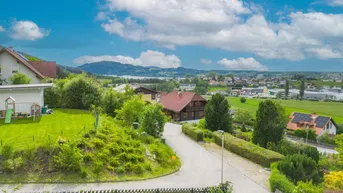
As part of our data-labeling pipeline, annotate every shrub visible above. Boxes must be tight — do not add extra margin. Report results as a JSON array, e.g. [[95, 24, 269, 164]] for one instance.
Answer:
[[324, 171, 343, 191], [294, 129, 317, 141], [1, 144, 14, 159], [2, 157, 24, 173], [235, 131, 252, 142], [293, 181, 324, 193], [44, 86, 62, 108], [109, 158, 120, 167], [115, 166, 125, 174], [83, 152, 93, 163], [92, 138, 106, 149], [133, 164, 144, 174], [213, 132, 283, 167], [54, 143, 83, 172], [79, 168, 88, 178], [240, 97, 246, 103], [277, 154, 322, 185], [274, 140, 320, 163], [124, 162, 134, 172], [24, 146, 36, 161], [10, 72, 31, 84], [182, 124, 204, 142], [197, 118, 206, 129], [93, 161, 104, 174], [148, 142, 180, 167], [269, 163, 295, 193], [318, 132, 336, 145]]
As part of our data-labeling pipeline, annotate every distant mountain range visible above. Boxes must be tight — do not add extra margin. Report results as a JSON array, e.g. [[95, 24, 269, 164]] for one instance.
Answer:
[[78, 61, 254, 77]]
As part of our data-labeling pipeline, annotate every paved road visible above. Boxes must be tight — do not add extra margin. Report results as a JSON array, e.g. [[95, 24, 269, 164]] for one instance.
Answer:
[[1, 123, 269, 193]]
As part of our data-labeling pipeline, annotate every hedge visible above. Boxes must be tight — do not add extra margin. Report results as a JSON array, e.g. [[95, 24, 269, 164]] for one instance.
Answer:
[[213, 132, 284, 167], [182, 124, 204, 142], [270, 163, 296, 193]]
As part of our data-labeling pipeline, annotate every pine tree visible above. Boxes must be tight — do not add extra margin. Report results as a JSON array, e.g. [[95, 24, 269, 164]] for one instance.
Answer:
[[205, 93, 232, 133], [252, 100, 285, 148]]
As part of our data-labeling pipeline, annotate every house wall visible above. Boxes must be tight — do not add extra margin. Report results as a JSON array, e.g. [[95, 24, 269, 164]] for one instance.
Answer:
[[325, 120, 337, 135], [0, 52, 40, 85], [0, 88, 44, 114]]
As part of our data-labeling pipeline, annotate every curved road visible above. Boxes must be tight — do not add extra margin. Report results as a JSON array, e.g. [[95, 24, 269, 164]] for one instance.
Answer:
[[1, 123, 269, 193]]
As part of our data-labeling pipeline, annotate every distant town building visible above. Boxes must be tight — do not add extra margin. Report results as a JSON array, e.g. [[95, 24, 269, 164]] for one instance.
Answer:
[[180, 84, 196, 91]]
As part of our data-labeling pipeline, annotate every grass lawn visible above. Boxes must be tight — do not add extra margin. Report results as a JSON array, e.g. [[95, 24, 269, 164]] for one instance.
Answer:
[[227, 97, 343, 124], [0, 109, 95, 150], [208, 86, 228, 92]]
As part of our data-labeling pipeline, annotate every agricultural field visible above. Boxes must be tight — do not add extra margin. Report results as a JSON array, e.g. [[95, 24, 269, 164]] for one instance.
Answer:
[[227, 97, 343, 124], [208, 86, 228, 92], [0, 109, 95, 150]]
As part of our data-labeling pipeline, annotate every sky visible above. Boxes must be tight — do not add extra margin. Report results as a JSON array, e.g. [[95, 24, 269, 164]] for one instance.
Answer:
[[0, 0, 343, 72]]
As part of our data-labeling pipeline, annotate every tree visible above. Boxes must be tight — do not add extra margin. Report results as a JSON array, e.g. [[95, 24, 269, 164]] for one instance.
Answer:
[[140, 104, 166, 138], [300, 80, 305, 100], [234, 109, 252, 127], [9, 72, 31, 84], [240, 97, 246, 103], [278, 154, 322, 184], [116, 96, 146, 127], [101, 89, 124, 117], [205, 94, 232, 133], [252, 100, 285, 148], [62, 74, 101, 109], [285, 80, 290, 99]]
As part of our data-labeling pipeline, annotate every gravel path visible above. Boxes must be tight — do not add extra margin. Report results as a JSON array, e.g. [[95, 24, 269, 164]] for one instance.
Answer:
[[1, 123, 269, 193]]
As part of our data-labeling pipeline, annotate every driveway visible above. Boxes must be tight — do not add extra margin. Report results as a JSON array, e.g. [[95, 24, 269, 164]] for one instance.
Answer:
[[1, 123, 269, 193]]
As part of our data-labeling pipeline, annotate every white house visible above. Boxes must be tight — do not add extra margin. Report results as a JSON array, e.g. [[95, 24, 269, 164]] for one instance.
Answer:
[[0, 47, 57, 85], [0, 83, 52, 116], [180, 84, 196, 91]]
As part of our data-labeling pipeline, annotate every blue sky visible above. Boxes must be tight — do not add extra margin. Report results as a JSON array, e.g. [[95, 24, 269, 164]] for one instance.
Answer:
[[0, 0, 343, 71]]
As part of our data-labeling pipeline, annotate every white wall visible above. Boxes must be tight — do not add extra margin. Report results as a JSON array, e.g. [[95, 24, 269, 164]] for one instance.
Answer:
[[0, 52, 40, 84], [327, 120, 337, 135], [0, 88, 44, 113]]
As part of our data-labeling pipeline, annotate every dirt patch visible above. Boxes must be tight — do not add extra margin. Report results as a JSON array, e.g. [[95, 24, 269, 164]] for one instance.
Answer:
[[201, 143, 270, 189]]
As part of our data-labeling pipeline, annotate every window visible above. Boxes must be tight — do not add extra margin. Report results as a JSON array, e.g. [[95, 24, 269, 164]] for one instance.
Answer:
[[199, 111, 204, 117], [184, 112, 188, 118], [12, 63, 19, 73], [329, 122, 332, 129], [191, 112, 195, 118], [152, 94, 156, 100]]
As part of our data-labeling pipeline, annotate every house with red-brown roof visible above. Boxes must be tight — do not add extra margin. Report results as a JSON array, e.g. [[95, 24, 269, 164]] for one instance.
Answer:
[[287, 112, 338, 136], [159, 90, 207, 121], [0, 47, 56, 85]]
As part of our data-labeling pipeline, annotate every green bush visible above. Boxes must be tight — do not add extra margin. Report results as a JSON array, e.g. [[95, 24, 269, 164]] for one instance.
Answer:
[[92, 138, 106, 149], [54, 143, 83, 172], [109, 158, 120, 167], [277, 154, 322, 185], [269, 163, 296, 193], [293, 129, 317, 141], [274, 140, 319, 163], [115, 166, 125, 174], [44, 86, 62, 108], [10, 72, 31, 84], [79, 167, 88, 178], [1, 144, 14, 159], [132, 163, 144, 174], [235, 131, 252, 142], [2, 157, 24, 173], [93, 161, 104, 174], [293, 181, 323, 193], [182, 124, 204, 142], [213, 132, 284, 167], [240, 97, 246, 103], [318, 132, 336, 145]]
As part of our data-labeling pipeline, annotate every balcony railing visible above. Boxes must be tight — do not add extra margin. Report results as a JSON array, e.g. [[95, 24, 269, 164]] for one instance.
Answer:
[[184, 106, 205, 111]]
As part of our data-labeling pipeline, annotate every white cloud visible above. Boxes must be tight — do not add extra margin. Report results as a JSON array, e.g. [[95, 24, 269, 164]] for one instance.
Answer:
[[200, 58, 212, 64], [99, 0, 343, 61], [96, 12, 108, 20], [326, 0, 343, 6], [10, 20, 49, 41], [305, 47, 343, 59], [0, 25, 5, 32], [73, 50, 181, 68], [218, 57, 268, 71]]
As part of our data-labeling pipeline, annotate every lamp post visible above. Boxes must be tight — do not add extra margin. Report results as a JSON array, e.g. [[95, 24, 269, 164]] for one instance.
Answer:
[[217, 130, 225, 185]]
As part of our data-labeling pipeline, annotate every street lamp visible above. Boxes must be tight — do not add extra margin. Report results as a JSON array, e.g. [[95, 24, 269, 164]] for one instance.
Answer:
[[217, 130, 225, 185]]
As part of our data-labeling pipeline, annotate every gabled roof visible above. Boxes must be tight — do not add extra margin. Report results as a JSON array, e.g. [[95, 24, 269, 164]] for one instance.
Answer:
[[29, 61, 57, 78], [287, 112, 336, 135], [159, 90, 207, 112], [0, 48, 45, 79]]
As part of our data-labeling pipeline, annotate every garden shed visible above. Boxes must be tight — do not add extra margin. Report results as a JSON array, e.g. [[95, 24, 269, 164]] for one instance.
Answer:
[[0, 83, 52, 117]]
